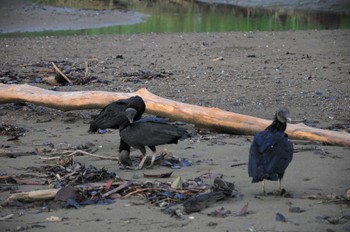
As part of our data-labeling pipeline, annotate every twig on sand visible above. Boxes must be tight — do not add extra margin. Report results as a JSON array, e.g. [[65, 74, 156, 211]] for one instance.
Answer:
[[40, 149, 118, 161], [122, 188, 165, 199], [0, 149, 36, 158], [52, 62, 73, 85], [65, 150, 118, 160], [102, 181, 133, 197], [84, 60, 89, 80], [0, 214, 14, 221], [301, 193, 349, 204], [230, 162, 247, 167]]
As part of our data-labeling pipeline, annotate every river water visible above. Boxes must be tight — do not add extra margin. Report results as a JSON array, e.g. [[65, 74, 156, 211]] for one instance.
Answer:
[[12, 0, 350, 36]]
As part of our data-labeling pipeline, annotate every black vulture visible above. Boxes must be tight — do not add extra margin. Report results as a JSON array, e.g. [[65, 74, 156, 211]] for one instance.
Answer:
[[119, 116, 190, 169], [248, 107, 293, 195], [89, 96, 145, 133]]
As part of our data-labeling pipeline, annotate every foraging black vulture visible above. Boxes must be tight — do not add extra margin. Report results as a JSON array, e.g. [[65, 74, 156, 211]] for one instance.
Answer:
[[89, 96, 145, 133], [248, 107, 293, 195], [120, 116, 190, 169]]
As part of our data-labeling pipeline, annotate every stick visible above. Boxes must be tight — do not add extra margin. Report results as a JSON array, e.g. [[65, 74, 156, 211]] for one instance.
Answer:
[[0, 149, 37, 158], [40, 150, 118, 161], [51, 62, 73, 85], [68, 150, 119, 160], [0, 214, 14, 221], [122, 188, 165, 199], [6, 189, 59, 202], [0, 176, 42, 185], [230, 162, 247, 167], [84, 60, 89, 80], [102, 181, 133, 197], [0, 84, 349, 147]]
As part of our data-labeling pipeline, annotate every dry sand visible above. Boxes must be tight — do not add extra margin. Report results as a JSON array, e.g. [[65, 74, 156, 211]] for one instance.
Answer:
[[0, 1, 350, 232]]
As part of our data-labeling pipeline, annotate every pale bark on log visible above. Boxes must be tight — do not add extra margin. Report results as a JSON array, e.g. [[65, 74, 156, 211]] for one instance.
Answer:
[[0, 84, 349, 147], [6, 189, 59, 202]]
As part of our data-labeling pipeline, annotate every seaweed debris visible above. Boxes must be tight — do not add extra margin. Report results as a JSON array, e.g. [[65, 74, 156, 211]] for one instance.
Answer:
[[4, 156, 237, 214]]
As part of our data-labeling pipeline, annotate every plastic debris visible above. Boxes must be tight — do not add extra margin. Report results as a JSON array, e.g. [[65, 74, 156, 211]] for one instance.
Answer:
[[45, 216, 63, 222], [236, 202, 249, 216], [171, 177, 183, 189], [276, 212, 287, 222], [143, 171, 173, 178]]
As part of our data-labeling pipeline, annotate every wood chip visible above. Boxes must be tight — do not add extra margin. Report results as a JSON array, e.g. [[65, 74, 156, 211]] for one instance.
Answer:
[[211, 56, 224, 61]]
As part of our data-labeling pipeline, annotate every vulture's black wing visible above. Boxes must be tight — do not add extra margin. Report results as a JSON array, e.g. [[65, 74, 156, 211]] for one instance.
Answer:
[[89, 96, 145, 132], [89, 100, 129, 132], [120, 117, 189, 150], [248, 130, 293, 182]]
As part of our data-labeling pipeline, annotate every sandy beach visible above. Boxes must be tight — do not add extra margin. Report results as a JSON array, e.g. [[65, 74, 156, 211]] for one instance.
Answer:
[[0, 1, 350, 232]]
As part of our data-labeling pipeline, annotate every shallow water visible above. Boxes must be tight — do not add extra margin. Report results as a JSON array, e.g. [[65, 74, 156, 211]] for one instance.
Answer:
[[9, 0, 350, 36]]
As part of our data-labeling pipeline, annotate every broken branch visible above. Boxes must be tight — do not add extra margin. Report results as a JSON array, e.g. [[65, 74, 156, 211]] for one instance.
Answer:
[[65, 150, 119, 160], [122, 188, 165, 199], [52, 62, 73, 85]]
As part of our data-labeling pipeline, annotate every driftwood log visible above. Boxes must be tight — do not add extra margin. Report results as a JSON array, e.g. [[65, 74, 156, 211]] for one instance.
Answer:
[[0, 84, 349, 147], [6, 189, 59, 202]]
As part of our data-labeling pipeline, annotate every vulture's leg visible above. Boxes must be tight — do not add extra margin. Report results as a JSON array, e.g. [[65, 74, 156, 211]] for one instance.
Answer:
[[119, 150, 132, 167], [147, 153, 156, 168], [137, 147, 147, 169], [262, 180, 266, 195], [146, 146, 156, 168], [278, 178, 282, 192]]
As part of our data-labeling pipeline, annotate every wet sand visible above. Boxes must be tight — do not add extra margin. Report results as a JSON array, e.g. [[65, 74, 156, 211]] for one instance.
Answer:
[[0, 0, 147, 33]]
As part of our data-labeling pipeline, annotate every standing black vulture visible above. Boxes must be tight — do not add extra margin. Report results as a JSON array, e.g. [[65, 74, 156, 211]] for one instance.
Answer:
[[89, 96, 145, 132], [120, 116, 190, 169], [248, 107, 293, 195]]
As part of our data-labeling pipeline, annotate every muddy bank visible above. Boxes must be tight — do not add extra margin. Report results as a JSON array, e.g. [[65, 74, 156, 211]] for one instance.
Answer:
[[0, 0, 147, 33], [198, 0, 350, 12]]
